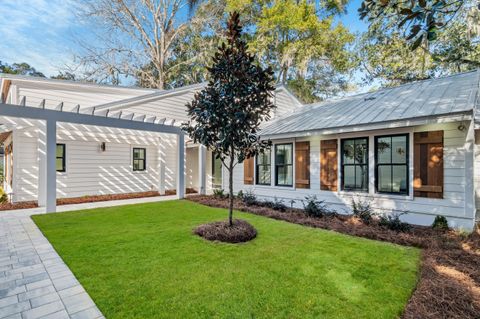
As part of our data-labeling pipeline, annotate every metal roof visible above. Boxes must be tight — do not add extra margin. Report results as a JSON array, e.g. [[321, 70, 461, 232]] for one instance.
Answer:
[[261, 70, 480, 137]]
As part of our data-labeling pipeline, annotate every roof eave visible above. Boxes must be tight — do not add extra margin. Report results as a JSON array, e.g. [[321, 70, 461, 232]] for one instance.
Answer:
[[261, 111, 473, 139]]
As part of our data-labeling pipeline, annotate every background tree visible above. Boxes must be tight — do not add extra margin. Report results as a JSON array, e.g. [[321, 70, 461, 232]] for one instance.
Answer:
[[0, 62, 45, 77], [76, 0, 213, 89], [358, 0, 472, 49], [183, 12, 275, 226]]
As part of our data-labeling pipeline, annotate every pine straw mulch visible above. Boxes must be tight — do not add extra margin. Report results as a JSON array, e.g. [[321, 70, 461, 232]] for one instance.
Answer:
[[188, 195, 480, 319], [0, 201, 38, 211], [194, 219, 257, 243]]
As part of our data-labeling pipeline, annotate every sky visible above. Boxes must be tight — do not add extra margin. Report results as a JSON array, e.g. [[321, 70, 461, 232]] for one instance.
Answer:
[[0, 0, 369, 85]]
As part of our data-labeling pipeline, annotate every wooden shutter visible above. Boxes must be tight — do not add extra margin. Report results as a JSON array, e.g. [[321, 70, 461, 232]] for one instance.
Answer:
[[244, 156, 254, 185], [414, 131, 443, 198], [320, 139, 338, 191], [295, 141, 310, 189], [1, 80, 11, 103]]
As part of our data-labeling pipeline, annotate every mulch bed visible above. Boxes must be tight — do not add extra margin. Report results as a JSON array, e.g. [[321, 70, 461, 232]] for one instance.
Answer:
[[194, 219, 257, 243], [0, 201, 38, 211], [188, 195, 480, 319]]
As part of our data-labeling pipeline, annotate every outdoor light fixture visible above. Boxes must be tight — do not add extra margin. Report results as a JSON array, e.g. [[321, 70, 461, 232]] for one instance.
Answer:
[[100, 142, 106, 152], [458, 124, 466, 132]]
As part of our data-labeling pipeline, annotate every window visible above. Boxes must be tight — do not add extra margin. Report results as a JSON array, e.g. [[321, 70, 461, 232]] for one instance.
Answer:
[[56, 144, 66, 172], [341, 138, 368, 192], [133, 148, 146, 171], [375, 134, 409, 194], [212, 153, 222, 189], [256, 150, 271, 185], [275, 144, 293, 186]]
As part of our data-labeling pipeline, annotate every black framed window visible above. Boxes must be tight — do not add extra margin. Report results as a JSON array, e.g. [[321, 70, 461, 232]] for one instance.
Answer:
[[212, 153, 222, 189], [375, 134, 409, 195], [275, 144, 293, 186], [256, 150, 271, 185], [133, 148, 146, 171], [56, 144, 66, 172], [341, 137, 368, 192]]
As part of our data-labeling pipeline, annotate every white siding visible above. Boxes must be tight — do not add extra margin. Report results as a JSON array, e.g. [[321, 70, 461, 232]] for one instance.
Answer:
[[12, 124, 180, 202], [232, 121, 475, 229], [274, 88, 301, 117], [186, 147, 199, 191]]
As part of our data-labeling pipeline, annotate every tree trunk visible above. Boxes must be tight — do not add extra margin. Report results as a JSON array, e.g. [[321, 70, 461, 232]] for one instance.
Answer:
[[228, 157, 234, 226]]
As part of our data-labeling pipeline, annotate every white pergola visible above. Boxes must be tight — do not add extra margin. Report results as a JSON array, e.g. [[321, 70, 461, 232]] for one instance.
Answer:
[[0, 101, 188, 213]]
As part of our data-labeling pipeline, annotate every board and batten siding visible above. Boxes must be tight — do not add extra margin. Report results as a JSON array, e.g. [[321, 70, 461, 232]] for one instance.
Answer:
[[11, 125, 180, 202], [231, 121, 475, 229]]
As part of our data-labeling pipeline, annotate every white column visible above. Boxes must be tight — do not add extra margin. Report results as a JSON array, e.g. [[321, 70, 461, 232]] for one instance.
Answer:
[[176, 133, 185, 199], [464, 120, 475, 224], [157, 137, 166, 195], [37, 121, 47, 207], [198, 145, 206, 195], [45, 119, 57, 212]]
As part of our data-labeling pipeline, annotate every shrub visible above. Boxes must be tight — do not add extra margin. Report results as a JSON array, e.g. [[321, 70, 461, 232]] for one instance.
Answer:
[[213, 188, 225, 199], [351, 197, 374, 224], [242, 190, 258, 206], [236, 190, 244, 199], [0, 187, 8, 204], [302, 195, 335, 218], [379, 212, 411, 232], [271, 197, 287, 212], [432, 215, 449, 231]]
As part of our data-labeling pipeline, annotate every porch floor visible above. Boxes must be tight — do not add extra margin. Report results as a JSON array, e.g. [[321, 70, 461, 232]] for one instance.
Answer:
[[0, 195, 176, 319]]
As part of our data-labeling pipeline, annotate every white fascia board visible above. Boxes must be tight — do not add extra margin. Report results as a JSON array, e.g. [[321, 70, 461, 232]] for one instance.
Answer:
[[0, 103, 183, 135], [261, 111, 473, 139]]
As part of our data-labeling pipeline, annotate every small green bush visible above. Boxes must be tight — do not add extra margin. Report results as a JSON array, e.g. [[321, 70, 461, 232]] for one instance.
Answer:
[[432, 215, 449, 231], [213, 188, 226, 199], [242, 190, 258, 206], [271, 197, 287, 212], [302, 195, 335, 218], [351, 198, 374, 224], [379, 212, 411, 232], [236, 190, 244, 199], [0, 187, 7, 204]]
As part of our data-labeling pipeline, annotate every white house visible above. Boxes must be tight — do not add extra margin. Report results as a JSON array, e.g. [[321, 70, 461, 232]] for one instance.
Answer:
[[1, 70, 479, 230]]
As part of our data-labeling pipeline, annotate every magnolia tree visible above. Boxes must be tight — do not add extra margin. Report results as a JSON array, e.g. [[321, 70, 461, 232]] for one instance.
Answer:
[[183, 12, 275, 226]]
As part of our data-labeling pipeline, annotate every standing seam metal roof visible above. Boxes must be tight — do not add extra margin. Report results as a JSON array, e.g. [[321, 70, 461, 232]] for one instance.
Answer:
[[260, 70, 480, 136]]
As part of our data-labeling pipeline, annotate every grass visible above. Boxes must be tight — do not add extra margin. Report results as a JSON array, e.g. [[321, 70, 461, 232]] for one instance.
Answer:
[[32, 200, 420, 319]]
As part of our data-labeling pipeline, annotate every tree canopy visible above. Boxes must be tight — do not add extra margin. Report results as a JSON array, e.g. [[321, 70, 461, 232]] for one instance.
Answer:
[[183, 12, 275, 225]]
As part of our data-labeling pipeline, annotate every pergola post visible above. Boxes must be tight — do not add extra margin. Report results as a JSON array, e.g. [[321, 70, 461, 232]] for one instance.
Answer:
[[37, 121, 46, 207], [157, 137, 166, 195], [198, 145, 206, 195], [176, 133, 185, 199], [45, 119, 57, 212]]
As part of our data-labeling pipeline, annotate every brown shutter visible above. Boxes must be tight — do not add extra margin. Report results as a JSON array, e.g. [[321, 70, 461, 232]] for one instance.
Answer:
[[244, 156, 254, 185], [295, 141, 310, 189], [1, 80, 11, 103], [320, 139, 338, 191], [414, 131, 443, 198]]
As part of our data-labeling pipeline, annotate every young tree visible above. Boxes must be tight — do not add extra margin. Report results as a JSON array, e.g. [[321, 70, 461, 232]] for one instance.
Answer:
[[183, 12, 275, 226]]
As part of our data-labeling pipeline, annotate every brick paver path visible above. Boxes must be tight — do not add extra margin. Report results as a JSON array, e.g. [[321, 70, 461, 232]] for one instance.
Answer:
[[0, 214, 104, 319]]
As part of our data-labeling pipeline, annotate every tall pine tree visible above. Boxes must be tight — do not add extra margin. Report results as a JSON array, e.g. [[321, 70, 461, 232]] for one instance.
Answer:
[[183, 12, 275, 226]]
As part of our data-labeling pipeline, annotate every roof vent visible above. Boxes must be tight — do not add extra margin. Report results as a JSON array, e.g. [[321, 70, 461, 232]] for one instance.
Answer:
[[364, 96, 376, 101]]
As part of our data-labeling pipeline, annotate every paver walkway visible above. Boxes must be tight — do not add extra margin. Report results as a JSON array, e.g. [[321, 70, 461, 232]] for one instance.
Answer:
[[0, 195, 177, 319]]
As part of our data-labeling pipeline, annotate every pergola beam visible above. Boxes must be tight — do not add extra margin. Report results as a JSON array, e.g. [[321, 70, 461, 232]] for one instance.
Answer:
[[0, 102, 186, 213]]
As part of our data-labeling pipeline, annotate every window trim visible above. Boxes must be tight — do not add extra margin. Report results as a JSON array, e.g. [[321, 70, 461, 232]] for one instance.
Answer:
[[56, 144, 66, 173], [374, 133, 409, 195], [132, 147, 146, 172], [256, 150, 272, 186], [274, 143, 293, 187], [341, 137, 369, 192]]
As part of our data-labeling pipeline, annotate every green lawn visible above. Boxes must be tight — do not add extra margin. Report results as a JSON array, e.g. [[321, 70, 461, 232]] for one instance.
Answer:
[[32, 200, 420, 319]]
